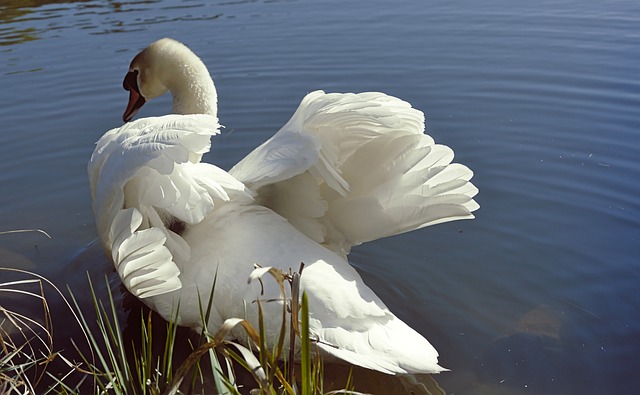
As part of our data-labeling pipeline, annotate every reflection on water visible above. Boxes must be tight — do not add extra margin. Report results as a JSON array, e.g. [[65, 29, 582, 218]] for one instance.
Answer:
[[0, 0, 230, 47], [1, 0, 639, 393], [0, 0, 91, 45]]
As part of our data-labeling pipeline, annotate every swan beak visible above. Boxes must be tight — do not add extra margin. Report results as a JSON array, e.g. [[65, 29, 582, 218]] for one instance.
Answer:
[[122, 70, 146, 122]]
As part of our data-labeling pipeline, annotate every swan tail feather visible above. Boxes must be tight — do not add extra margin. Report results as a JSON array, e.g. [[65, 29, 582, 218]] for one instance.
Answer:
[[315, 315, 447, 375]]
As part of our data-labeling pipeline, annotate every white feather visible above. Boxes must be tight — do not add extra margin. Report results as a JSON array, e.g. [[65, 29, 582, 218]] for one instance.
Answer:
[[231, 90, 478, 252], [89, 113, 239, 297]]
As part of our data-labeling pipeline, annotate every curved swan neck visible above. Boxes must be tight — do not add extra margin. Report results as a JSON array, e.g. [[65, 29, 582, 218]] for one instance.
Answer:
[[168, 57, 218, 117], [139, 38, 218, 117]]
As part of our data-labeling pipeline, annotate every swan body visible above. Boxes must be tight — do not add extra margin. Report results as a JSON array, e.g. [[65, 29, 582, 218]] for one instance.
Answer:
[[89, 38, 479, 375]]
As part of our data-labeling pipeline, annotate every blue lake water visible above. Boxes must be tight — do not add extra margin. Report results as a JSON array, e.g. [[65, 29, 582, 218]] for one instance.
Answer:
[[1, 0, 639, 393]]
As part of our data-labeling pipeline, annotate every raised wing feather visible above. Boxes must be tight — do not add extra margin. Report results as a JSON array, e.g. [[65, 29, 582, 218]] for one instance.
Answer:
[[230, 90, 479, 254]]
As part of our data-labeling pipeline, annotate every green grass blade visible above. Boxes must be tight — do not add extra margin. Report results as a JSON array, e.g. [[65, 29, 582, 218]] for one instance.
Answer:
[[67, 285, 117, 393], [300, 292, 312, 395]]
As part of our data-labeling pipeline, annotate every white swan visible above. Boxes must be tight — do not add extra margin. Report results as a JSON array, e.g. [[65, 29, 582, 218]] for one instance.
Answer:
[[88, 38, 478, 375]]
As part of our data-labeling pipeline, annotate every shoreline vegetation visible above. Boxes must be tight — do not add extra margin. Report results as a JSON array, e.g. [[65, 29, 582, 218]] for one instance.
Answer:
[[0, 234, 360, 395]]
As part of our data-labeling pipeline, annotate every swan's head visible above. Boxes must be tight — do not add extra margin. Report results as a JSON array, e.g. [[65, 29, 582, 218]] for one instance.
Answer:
[[122, 39, 172, 122], [122, 38, 217, 122]]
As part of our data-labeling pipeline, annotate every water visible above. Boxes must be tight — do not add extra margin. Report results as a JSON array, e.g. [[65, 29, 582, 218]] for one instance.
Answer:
[[1, 0, 639, 393]]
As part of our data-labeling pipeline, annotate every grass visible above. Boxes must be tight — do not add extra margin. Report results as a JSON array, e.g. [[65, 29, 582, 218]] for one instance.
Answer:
[[0, 267, 83, 394], [0, 262, 362, 395]]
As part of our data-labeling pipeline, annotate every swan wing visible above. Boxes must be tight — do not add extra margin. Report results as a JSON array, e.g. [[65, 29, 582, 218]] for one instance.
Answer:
[[230, 90, 479, 254], [89, 114, 250, 298]]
